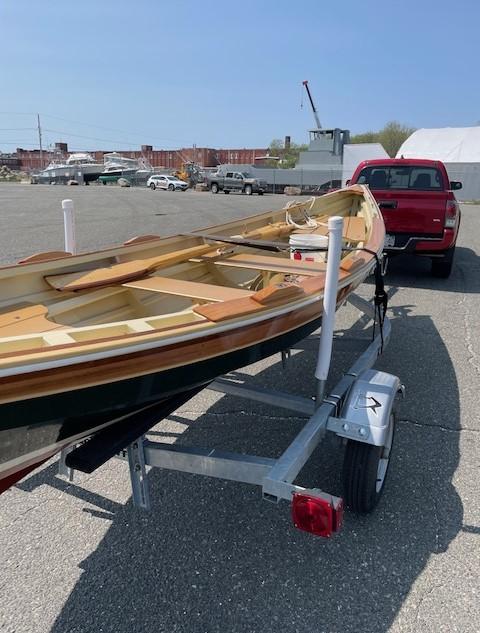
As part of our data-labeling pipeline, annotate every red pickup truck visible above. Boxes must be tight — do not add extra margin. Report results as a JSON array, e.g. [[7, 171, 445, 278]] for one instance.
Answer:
[[349, 158, 462, 277]]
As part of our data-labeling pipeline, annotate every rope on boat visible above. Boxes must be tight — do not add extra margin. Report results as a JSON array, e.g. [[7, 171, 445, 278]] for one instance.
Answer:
[[285, 198, 327, 231]]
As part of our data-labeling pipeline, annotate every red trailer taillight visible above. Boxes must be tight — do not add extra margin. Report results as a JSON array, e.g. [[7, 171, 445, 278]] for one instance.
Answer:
[[292, 493, 344, 537]]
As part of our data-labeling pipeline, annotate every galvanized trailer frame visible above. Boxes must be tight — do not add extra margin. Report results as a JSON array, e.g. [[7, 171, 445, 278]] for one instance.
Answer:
[[120, 291, 400, 512], [59, 214, 403, 537]]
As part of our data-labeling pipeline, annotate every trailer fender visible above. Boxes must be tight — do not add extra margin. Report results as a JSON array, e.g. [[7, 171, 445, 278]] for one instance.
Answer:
[[327, 370, 402, 446]]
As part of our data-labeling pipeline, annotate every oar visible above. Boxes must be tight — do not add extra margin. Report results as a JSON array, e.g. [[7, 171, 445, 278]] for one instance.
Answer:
[[45, 243, 217, 292]]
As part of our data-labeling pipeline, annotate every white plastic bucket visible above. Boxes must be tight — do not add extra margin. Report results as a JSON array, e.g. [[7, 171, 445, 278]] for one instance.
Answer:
[[289, 233, 328, 263]]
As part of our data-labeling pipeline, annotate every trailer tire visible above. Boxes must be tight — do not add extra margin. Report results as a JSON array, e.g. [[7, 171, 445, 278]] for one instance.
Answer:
[[342, 411, 395, 514]]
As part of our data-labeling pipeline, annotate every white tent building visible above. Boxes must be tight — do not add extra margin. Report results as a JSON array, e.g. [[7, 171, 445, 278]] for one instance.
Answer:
[[341, 143, 389, 186], [396, 127, 480, 201]]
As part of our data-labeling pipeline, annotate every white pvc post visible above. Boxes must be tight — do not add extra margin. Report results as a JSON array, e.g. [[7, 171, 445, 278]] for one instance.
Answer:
[[58, 198, 77, 479], [62, 199, 76, 255], [315, 216, 344, 405]]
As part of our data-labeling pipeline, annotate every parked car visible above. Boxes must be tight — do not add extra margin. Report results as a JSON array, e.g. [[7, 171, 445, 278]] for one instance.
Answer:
[[348, 158, 462, 278], [147, 174, 188, 191], [207, 170, 267, 195]]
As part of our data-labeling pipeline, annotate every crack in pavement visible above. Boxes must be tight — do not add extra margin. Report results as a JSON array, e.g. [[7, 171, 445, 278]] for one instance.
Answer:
[[457, 265, 480, 377], [415, 582, 446, 625], [398, 418, 479, 433]]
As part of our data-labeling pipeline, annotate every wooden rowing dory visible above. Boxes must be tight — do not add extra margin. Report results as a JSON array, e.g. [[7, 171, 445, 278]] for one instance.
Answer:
[[0, 185, 384, 493]]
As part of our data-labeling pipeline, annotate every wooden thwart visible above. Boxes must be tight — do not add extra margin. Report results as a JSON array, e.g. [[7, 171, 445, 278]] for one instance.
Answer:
[[123, 276, 253, 301], [201, 252, 326, 276]]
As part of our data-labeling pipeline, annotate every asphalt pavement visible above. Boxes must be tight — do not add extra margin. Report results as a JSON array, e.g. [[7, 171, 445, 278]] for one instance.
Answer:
[[0, 184, 479, 633]]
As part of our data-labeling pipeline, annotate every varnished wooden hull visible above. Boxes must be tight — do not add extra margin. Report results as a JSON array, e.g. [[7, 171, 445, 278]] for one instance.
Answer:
[[0, 309, 323, 493]]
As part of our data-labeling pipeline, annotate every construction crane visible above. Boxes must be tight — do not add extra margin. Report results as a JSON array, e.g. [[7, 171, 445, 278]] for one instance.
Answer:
[[302, 80, 322, 130]]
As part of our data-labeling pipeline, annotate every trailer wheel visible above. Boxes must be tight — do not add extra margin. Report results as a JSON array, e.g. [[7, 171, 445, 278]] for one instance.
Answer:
[[342, 411, 395, 514]]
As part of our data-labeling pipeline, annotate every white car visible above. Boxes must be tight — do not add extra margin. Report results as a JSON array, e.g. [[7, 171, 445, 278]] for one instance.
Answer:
[[147, 174, 188, 191]]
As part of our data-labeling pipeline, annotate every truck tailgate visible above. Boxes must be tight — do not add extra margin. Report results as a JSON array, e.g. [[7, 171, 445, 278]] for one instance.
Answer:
[[375, 190, 447, 235]]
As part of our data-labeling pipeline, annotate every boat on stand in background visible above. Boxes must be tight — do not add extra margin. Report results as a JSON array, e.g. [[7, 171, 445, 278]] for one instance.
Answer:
[[98, 153, 153, 185], [0, 185, 384, 493], [36, 152, 104, 185]]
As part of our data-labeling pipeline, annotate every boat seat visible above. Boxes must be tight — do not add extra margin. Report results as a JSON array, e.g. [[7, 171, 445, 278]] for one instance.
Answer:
[[200, 252, 326, 276], [0, 304, 63, 337], [123, 276, 253, 301]]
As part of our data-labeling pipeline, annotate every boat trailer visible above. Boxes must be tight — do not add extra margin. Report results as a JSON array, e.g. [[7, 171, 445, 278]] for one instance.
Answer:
[[58, 208, 403, 538]]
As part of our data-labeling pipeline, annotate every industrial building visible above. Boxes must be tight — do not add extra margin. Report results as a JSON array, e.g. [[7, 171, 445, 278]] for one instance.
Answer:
[[0, 143, 269, 173]]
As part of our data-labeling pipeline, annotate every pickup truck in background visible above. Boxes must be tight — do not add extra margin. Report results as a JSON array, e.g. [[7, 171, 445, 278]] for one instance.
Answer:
[[349, 158, 462, 278], [208, 170, 268, 195]]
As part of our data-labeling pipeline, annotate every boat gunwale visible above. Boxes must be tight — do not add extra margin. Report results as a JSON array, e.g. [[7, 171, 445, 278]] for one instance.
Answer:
[[0, 186, 368, 276]]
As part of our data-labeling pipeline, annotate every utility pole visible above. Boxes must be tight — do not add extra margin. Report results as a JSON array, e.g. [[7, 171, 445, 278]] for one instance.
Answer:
[[37, 114, 43, 169]]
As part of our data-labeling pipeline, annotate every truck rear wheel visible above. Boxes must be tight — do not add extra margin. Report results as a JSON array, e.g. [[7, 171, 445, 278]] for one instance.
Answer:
[[211, 183, 219, 194], [431, 246, 455, 278]]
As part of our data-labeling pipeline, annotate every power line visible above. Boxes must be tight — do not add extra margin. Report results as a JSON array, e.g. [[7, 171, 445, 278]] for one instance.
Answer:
[[43, 128, 140, 147], [0, 111, 192, 146], [40, 113, 190, 145]]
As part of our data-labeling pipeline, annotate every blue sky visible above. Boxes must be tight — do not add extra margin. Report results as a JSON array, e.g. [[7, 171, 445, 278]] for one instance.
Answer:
[[1, 0, 479, 152]]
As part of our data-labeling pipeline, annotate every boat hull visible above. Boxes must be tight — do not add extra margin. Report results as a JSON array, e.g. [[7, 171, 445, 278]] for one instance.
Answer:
[[37, 165, 102, 185], [0, 306, 324, 493]]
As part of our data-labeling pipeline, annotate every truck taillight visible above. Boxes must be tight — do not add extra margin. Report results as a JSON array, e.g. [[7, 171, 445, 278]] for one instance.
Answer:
[[445, 199, 458, 228]]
